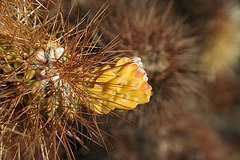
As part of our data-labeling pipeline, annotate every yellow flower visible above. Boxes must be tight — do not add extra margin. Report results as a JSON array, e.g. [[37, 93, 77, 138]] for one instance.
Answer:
[[88, 57, 152, 114]]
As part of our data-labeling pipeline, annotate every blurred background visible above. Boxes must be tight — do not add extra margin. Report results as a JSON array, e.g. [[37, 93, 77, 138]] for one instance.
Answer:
[[47, 0, 240, 159]]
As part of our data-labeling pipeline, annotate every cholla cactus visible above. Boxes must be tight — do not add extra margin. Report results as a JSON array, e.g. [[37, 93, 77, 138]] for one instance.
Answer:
[[0, 0, 151, 159]]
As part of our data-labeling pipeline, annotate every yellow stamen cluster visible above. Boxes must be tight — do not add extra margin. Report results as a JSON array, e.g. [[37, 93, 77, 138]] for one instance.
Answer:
[[88, 57, 152, 114]]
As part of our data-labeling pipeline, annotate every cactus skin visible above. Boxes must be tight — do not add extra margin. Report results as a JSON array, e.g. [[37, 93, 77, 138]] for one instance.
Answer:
[[88, 57, 152, 114]]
